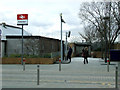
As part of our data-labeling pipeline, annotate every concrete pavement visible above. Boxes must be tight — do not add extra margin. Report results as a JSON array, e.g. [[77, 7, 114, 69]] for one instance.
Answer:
[[1, 57, 118, 88]]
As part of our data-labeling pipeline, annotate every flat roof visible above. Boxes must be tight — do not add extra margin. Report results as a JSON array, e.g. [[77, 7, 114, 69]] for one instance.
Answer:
[[6, 35, 62, 42], [71, 42, 91, 46], [0, 23, 21, 29]]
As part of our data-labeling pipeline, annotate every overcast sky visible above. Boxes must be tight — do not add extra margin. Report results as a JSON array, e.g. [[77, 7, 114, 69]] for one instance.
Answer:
[[1, 0, 117, 42]]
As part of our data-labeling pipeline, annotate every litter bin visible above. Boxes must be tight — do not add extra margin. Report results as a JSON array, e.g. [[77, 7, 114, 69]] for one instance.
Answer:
[[110, 49, 120, 62]]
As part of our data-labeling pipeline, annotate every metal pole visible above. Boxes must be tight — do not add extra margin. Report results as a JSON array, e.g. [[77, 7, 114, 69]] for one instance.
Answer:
[[108, 2, 111, 64], [23, 61, 25, 71], [21, 25, 24, 65], [65, 32, 67, 61], [37, 64, 39, 85], [104, 3, 109, 63], [101, 37, 104, 59], [115, 66, 118, 88], [59, 59, 61, 71], [104, 19, 107, 63], [23, 58, 25, 71], [60, 13, 63, 62], [107, 59, 109, 72]]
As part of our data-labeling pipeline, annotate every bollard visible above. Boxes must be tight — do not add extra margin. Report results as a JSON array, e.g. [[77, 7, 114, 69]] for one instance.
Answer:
[[115, 66, 118, 88], [107, 59, 109, 72], [59, 58, 61, 71], [23, 58, 25, 71], [37, 64, 39, 85]]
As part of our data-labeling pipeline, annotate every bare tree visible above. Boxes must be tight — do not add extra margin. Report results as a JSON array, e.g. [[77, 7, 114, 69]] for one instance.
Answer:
[[78, 23, 100, 43], [79, 2, 120, 49]]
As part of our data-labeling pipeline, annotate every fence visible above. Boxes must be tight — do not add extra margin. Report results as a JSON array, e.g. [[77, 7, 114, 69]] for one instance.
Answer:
[[51, 51, 61, 58]]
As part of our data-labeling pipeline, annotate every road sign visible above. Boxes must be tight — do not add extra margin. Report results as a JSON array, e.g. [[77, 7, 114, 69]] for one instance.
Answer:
[[17, 14, 28, 69], [17, 14, 28, 25]]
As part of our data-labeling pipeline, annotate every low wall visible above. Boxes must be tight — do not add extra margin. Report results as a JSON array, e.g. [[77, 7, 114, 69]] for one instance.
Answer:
[[91, 51, 102, 58], [1, 58, 57, 64], [114, 43, 120, 49]]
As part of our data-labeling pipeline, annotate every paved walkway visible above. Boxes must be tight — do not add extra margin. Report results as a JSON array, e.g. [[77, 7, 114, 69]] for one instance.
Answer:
[[1, 57, 118, 88]]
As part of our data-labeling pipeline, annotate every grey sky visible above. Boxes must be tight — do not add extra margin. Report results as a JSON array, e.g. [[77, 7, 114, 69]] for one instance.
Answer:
[[1, 0, 118, 42], [0, 0, 86, 42]]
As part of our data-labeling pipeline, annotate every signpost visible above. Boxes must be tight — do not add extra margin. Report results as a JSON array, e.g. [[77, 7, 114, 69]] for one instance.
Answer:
[[17, 14, 28, 71]]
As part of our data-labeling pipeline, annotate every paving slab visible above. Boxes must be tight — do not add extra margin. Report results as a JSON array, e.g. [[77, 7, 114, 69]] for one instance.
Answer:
[[1, 57, 118, 88]]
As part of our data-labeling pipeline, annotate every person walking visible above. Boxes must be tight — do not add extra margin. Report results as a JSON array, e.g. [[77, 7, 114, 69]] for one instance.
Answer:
[[67, 46, 73, 63], [82, 47, 89, 64]]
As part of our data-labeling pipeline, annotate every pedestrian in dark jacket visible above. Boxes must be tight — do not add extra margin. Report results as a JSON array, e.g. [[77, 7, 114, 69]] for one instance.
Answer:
[[67, 46, 73, 63], [82, 47, 89, 64]]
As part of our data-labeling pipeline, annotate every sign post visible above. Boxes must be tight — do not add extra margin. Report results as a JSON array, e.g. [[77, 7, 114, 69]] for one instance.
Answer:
[[17, 14, 28, 71]]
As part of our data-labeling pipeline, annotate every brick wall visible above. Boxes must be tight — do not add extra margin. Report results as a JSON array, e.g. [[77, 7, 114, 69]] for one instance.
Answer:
[[1, 57, 57, 64]]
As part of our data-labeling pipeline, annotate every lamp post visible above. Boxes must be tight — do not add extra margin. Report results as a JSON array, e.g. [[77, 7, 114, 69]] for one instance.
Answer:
[[60, 13, 65, 62]]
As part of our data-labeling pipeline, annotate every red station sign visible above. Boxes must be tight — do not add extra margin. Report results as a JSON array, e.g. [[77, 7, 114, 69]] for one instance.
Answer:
[[17, 14, 28, 25]]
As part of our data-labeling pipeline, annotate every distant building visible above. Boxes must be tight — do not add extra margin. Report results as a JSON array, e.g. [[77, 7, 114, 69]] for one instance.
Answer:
[[0, 23, 63, 57], [5, 35, 61, 57], [69, 42, 91, 57]]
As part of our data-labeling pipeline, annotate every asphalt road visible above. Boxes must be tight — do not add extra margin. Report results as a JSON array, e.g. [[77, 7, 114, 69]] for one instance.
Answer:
[[1, 57, 118, 88]]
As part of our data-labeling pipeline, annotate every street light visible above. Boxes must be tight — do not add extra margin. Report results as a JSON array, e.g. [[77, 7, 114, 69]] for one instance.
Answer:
[[65, 31, 71, 61], [60, 13, 66, 62]]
